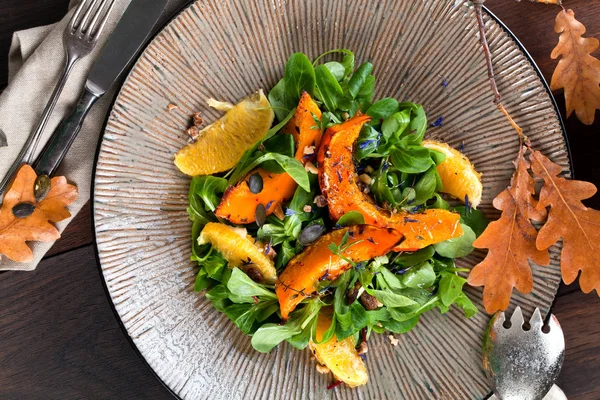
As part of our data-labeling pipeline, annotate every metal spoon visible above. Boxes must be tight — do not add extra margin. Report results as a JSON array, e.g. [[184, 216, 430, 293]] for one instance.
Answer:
[[482, 307, 566, 400]]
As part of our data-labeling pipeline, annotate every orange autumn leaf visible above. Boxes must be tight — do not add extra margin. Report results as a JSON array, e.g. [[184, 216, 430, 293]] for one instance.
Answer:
[[468, 146, 550, 313], [0, 164, 78, 263], [550, 9, 600, 125], [530, 149, 600, 295]]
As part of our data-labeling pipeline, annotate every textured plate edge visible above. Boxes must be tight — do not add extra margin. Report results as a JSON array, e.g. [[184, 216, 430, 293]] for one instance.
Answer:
[[88, 4, 571, 400]]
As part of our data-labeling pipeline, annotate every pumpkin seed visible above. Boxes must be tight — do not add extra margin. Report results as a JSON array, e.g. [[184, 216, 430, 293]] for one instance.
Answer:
[[248, 173, 263, 194], [255, 203, 267, 227], [298, 224, 326, 246], [246, 267, 264, 283], [34, 174, 51, 202], [12, 202, 36, 218]]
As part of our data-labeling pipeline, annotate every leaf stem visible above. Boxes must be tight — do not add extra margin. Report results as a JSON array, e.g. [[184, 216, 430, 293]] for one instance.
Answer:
[[473, 1, 527, 141]]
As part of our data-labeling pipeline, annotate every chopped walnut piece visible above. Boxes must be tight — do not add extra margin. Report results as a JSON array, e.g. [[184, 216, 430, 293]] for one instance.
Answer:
[[303, 205, 312, 213], [192, 112, 203, 127], [303, 145, 316, 155], [316, 364, 331, 374], [313, 195, 328, 208], [186, 126, 200, 143], [167, 103, 178, 112], [359, 173, 372, 185], [304, 161, 318, 174], [356, 341, 368, 355], [388, 334, 399, 346]]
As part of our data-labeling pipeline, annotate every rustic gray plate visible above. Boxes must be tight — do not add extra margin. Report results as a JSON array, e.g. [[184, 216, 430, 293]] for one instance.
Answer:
[[93, 1, 570, 399]]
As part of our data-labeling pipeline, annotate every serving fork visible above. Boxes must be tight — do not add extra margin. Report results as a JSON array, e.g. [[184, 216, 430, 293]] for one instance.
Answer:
[[483, 307, 566, 400], [0, 0, 116, 196]]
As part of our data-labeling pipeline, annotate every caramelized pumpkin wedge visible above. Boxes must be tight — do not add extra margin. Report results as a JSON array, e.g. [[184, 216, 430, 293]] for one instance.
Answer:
[[216, 92, 322, 224], [317, 115, 463, 251], [275, 225, 403, 319], [309, 310, 368, 387]]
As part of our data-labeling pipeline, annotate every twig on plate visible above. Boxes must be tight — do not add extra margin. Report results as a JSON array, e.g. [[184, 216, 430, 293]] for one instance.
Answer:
[[472, 0, 526, 140]]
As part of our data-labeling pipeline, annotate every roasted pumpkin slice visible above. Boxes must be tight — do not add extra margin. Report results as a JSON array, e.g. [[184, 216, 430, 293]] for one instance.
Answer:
[[317, 115, 463, 251], [216, 92, 323, 224], [275, 225, 402, 319], [309, 310, 368, 387]]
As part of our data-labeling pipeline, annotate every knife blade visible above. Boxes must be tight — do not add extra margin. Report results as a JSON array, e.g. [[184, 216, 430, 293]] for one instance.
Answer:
[[34, 0, 170, 177]]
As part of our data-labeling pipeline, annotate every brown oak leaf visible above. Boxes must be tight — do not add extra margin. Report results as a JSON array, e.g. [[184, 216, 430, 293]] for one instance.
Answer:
[[0, 165, 78, 263], [468, 146, 550, 313], [530, 149, 600, 295], [550, 9, 600, 125]]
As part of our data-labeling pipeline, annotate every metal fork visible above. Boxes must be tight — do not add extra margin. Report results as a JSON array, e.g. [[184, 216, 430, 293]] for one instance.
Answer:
[[0, 0, 116, 195], [483, 307, 566, 400]]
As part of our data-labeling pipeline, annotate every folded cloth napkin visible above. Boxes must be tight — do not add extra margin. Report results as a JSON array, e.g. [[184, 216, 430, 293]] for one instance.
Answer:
[[0, 0, 189, 271]]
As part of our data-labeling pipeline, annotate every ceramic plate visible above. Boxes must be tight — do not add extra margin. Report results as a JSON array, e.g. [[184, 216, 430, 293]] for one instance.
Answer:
[[93, 1, 570, 398]]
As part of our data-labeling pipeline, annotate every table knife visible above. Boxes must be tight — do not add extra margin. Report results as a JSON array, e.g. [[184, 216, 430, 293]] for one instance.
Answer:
[[33, 0, 169, 178]]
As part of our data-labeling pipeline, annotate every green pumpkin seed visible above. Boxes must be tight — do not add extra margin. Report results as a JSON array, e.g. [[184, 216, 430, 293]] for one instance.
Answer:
[[34, 174, 51, 202], [12, 202, 36, 218], [248, 173, 263, 194], [299, 224, 326, 246]]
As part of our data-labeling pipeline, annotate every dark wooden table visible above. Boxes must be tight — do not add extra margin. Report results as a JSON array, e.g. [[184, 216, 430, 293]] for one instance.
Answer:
[[1, 1, 599, 399]]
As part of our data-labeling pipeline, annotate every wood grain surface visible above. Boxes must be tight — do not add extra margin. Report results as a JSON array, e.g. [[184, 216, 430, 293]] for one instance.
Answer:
[[0, 0, 599, 399]]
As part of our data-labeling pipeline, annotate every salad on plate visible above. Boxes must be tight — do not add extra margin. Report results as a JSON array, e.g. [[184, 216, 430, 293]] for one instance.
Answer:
[[173, 50, 487, 387]]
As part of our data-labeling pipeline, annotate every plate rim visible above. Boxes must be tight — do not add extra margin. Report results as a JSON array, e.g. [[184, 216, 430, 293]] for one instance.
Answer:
[[89, 4, 570, 399]]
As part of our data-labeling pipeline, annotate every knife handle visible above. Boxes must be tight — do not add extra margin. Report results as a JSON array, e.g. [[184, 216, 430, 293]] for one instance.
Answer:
[[34, 88, 100, 177]]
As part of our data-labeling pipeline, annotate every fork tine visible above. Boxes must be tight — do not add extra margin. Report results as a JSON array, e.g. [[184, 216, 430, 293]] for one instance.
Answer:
[[510, 306, 524, 328], [69, 0, 92, 31], [78, 0, 102, 34], [88, 0, 117, 42], [529, 308, 544, 331]]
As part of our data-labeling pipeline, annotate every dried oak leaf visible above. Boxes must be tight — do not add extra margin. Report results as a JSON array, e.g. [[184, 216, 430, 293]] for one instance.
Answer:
[[468, 146, 550, 313], [530, 149, 600, 295], [0, 165, 78, 263], [550, 9, 600, 125]]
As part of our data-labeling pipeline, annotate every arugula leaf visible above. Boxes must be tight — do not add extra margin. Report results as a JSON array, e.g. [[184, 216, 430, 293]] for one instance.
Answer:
[[412, 166, 438, 205], [263, 133, 295, 158], [227, 268, 277, 301], [379, 267, 405, 291], [394, 246, 435, 267], [348, 62, 374, 98], [228, 153, 309, 191], [368, 289, 418, 307], [454, 293, 478, 318], [337, 211, 365, 226], [438, 271, 468, 307], [366, 98, 400, 126], [189, 176, 228, 212], [355, 125, 380, 160], [401, 262, 436, 289], [324, 61, 345, 81], [381, 315, 420, 334], [251, 323, 301, 353], [434, 224, 476, 258], [390, 145, 434, 174], [429, 149, 447, 165], [315, 64, 345, 112], [357, 76, 375, 101], [454, 206, 490, 237], [268, 79, 291, 122], [284, 53, 316, 106], [381, 109, 411, 143], [276, 240, 297, 270]]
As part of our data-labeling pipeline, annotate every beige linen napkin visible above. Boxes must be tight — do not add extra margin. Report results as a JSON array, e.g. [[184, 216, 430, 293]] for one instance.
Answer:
[[0, 0, 188, 271]]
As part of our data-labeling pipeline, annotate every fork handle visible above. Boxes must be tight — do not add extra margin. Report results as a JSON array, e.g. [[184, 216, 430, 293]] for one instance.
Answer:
[[34, 88, 100, 177]]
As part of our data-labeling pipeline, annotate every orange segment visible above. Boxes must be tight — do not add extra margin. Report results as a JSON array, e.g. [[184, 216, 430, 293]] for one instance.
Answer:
[[275, 225, 403, 319], [216, 92, 323, 224], [422, 140, 483, 209], [309, 311, 368, 387], [198, 222, 276, 283], [174, 90, 274, 176]]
